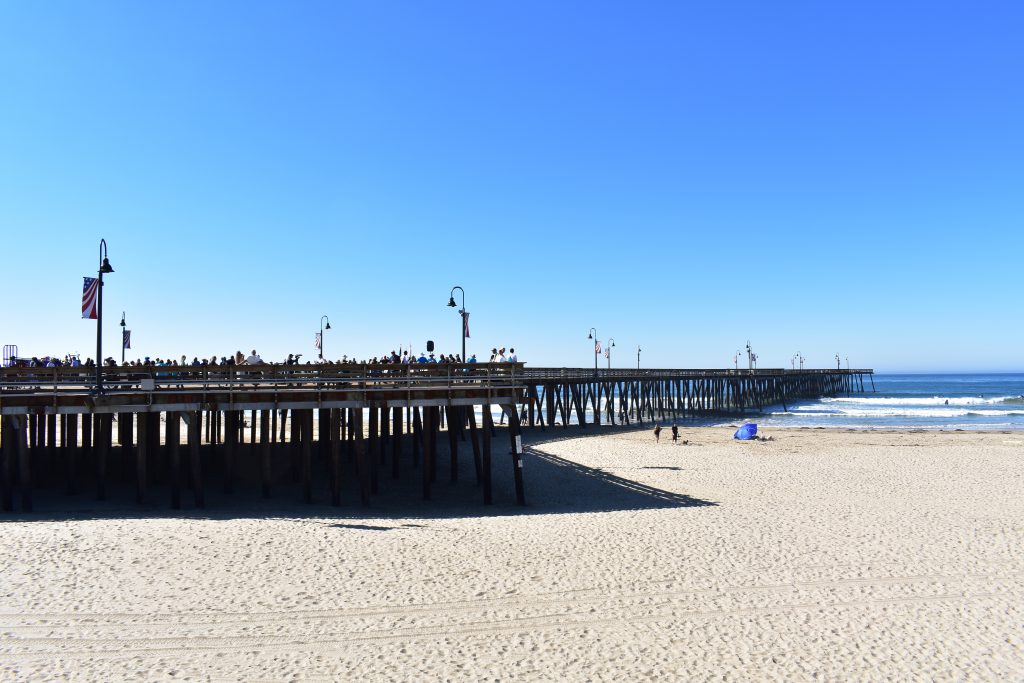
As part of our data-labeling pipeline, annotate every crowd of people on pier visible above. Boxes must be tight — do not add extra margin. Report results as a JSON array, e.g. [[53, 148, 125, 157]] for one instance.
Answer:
[[13, 346, 521, 369]]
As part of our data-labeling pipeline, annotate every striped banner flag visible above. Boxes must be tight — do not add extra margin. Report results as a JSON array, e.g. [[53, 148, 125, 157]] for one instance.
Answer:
[[595, 341, 602, 354], [604, 347, 610, 359], [314, 332, 322, 350], [82, 277, 99, 319], [463, 311, 470, 339], [123, 330, 131, 350]]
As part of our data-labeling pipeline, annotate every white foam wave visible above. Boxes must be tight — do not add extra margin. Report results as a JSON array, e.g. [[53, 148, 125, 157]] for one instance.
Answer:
[[780, 408, 1024, 418], [821, 396, 1013, 407]]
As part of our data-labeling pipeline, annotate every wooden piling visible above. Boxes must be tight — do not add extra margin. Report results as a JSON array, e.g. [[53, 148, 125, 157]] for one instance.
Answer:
[[391, 405, 402, 480], [136, 410, 148, 504], [223, 409, 235, 494], [330, 408, 341, 506], [260, 409, 271, 498], [65, 414, 78, 496], [168, 413, 181, 509], [447, 405, 459, 483], [1, 416, 13, 511], [508, 407, 525, 506], [188, 411, 203, 508], [96, 414, 109, 501], [422, 407, 432, 501], [368, 403, 379, 495], [412, 407, 422, 468], [481, 406, 493, 504], [17, 416, 31, 512], [355, 408, 369, 506], [468, 406, 482, 484], [301, 409, 313, 503]]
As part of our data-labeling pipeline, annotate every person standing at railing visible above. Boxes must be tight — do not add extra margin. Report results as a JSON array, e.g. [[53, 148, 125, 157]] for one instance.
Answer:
[[245, 350, 263, 365], [508, 348, 518, 363]]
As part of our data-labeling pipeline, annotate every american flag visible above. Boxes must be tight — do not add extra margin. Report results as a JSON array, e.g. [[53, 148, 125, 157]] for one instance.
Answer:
[[314, 332, 322, 350], [594, 341, 602, 354], [82, 277, 99, 319], [462, 311, 470, 339], [123, 330, 131, 350]]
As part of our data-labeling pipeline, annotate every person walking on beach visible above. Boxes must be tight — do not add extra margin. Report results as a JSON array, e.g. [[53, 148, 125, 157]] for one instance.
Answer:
[[671, 423, 679, 444], [654, 424, 662, 443]]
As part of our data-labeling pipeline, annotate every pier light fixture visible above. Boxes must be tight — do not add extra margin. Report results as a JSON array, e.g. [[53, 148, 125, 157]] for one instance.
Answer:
[[120, 312, 127, 365], [606, 338, 616, 369], [637, 346, 641, 370], [448, 286, 466, 363], [835, 353, 841, 370], [319, 315, 331, 360], [734, 350, 742, 371], [94, 238, 114, 394], [587, 328, 598, 373]]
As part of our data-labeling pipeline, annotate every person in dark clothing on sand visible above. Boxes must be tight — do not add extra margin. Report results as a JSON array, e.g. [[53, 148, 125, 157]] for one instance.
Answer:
[[654, 424, 662, 443], [671, 424, 679, 443]]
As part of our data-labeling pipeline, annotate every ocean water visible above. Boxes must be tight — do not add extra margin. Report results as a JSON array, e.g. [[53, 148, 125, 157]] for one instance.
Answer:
[[751, 373, 1024, 431]]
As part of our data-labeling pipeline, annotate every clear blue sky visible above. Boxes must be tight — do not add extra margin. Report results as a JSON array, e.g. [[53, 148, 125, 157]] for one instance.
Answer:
[[2, 2, 1021, 372]]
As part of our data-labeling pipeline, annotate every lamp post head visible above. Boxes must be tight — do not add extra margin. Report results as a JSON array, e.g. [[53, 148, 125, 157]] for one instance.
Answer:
[[611, 341, 616, 348], [120, 313, 125, 327], [325, 321, 331, 331], [587, 332, 593, 339], [100, 257, 114, 274], [447, 297, 457, 308]]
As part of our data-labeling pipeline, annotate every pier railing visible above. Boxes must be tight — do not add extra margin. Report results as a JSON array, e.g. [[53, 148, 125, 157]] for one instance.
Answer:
[[0, 363, 526, 396], [0, 363, 871, 390]]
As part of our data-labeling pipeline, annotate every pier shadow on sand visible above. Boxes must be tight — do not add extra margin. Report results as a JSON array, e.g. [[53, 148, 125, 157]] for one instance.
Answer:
[[0, 424, 716, 522]]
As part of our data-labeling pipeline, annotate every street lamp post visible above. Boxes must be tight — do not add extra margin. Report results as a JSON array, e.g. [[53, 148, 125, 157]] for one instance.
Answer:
[[835, 353, 841, 370], [734, 350, 742, 371], [319, 315, 331, 361], [587, 328, 598, 373], [447, 286, 466, 363], [120, 312, 126, 365], [637, 346, 641, 370], [745, 341, 754, 371], [606, 338, 615, 369], [95, 239, 114, 394]]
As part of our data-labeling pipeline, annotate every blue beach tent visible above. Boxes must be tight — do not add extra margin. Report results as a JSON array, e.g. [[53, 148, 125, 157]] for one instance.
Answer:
[[734, 423, 758, 440]]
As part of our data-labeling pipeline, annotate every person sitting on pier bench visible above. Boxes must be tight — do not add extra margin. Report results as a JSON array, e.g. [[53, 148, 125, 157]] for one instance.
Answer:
[[245, 349, 263, 365]]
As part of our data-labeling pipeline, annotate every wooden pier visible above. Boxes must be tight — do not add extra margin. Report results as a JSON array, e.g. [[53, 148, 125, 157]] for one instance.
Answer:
[[0, 364, 872, 512]]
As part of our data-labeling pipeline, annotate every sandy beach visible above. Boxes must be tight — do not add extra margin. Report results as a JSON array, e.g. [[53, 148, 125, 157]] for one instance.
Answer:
[[2, 426, 1023, 681]]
